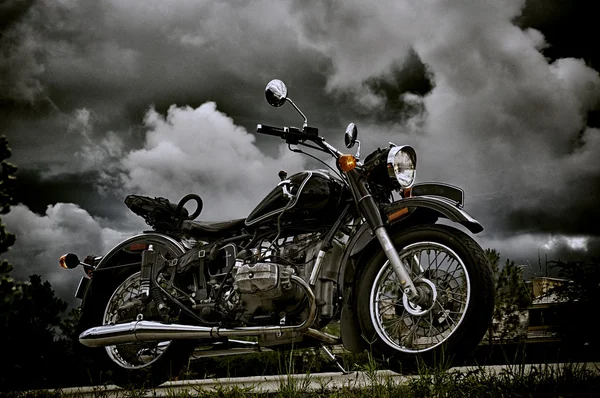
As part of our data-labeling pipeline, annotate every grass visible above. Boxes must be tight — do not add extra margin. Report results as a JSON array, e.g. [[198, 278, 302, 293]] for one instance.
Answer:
[[3, 347, 600, 398]]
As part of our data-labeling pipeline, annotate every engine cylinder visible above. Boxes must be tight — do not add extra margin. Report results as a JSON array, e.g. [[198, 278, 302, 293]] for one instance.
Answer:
[[234, 262, 293, 299]]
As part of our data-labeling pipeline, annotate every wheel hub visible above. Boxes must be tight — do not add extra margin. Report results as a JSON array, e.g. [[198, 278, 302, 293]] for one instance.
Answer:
[[402, 278, 437, 316]]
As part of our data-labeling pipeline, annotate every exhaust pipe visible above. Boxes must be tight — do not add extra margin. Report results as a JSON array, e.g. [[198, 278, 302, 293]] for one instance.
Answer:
[[80, 276, 317, 348]]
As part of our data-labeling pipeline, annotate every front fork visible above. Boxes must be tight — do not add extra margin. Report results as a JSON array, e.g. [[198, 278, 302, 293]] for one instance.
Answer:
[[346, 170, 420, 302]]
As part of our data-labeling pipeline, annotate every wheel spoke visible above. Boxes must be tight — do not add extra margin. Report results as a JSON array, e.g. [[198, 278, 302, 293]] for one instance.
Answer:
[[432, 252, 449, 272], [370, 239, 472, 354], [103, 271, 172, 369]]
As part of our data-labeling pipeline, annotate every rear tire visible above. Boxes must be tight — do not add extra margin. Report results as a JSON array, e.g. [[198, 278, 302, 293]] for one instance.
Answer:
[[76, 268, 195, 388], [356, 224, 494, 373]]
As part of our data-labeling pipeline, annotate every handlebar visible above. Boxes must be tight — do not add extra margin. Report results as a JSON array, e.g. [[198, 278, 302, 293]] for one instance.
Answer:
[[256, 124, 287, 137], [256, 123, 343, 158], [256, 124, 313, 146]]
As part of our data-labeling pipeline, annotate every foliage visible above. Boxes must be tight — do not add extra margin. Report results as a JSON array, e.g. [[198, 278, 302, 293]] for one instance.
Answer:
[[484, 249, 531, 343], [5, 361, 600, 397], [0, 273, 69, 390], [0, 136, 17, 261], [0, 137, 78, 391], [547, 258, 600, 351]]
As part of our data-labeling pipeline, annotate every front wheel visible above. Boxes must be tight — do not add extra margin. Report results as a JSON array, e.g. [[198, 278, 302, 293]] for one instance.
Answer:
[[356, 224, 494, 372]]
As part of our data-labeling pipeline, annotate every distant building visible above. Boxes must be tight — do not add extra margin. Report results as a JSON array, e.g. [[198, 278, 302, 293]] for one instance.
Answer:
[[526, 277, 569, 342]]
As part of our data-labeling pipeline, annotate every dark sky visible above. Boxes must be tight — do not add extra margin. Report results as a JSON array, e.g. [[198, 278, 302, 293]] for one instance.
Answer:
[[1, 0, 599, 304]]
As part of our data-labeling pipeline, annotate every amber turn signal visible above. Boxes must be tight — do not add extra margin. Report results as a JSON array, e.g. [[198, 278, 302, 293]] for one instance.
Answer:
[[338, 154, 357, 172], [59, 255, 69, 269], [59, 253, 81, 269]]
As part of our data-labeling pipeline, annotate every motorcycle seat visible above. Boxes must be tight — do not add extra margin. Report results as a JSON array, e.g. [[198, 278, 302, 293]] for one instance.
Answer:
[[180, 218, 246, 237]]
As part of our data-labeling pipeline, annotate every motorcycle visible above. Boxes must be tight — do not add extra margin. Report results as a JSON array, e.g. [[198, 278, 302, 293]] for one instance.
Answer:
[[60, 79, 494, 387]]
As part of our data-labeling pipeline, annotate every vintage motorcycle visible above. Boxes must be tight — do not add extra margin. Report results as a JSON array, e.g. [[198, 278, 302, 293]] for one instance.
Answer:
[[60, 79, 494, 387]]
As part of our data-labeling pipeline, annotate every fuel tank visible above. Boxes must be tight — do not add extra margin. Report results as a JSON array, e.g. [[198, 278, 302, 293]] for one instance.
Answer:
[[245, 170, 347, 226]]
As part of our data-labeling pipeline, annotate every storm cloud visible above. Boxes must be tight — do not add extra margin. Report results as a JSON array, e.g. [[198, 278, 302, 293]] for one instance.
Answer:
[[1, 0, 599, 301], [2, 203, 127, 306], [117, 102, 306, 219]]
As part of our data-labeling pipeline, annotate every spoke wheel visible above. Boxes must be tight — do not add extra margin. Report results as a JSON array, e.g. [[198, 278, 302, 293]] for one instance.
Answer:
[[75, 240, 196, 388], [103, 271, 171, 369], [356, 225, 494, 372], [370, 242, 470, 354]]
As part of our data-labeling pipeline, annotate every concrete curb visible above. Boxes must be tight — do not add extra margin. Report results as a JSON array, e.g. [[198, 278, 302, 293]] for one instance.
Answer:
[[50, 362, 600, 397]]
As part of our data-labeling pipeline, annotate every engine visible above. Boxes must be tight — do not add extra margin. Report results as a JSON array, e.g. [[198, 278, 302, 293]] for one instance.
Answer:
[[221, 235, 319, 322], [159, 231, 343, 339], [220, 233, 343, 326]]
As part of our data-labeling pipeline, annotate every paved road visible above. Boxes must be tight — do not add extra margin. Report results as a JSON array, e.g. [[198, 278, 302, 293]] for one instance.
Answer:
[[55, 363, 600, 397]]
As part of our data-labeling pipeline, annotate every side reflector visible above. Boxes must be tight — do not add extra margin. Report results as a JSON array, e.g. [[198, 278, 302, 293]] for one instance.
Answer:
[[403, 187, 412, 197], [388, 207, 408, 222], [129, 243, 149, 251], [339, 154, 357, 172]]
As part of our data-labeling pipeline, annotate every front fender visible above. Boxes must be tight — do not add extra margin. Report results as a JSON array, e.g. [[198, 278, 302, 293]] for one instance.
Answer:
[[337, 195, 483, 352], [386, 196, 483, 234], [348, 195, 482, 261]]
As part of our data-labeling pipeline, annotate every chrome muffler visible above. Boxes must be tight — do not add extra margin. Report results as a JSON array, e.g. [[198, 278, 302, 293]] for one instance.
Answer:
[[80, 276, 317, 348]]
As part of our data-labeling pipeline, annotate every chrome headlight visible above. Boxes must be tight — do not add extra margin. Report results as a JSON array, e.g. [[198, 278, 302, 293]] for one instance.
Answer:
[[387, 146, 417, 188]]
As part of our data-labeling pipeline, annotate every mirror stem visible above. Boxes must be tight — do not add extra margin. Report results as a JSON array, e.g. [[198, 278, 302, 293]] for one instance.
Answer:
[[287, 98, 308, 128]]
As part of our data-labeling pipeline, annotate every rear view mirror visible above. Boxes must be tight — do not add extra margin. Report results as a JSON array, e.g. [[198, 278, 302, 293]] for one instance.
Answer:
[[265, 79, 288, 107], [344, 123, 358, 148]]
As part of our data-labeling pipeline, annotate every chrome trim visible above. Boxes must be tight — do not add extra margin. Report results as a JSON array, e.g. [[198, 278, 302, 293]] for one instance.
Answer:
[[265, 79, 288, 107], [286, 98, 308, 128], [304, 328, 341, 345], [321, 140, 343, 158], [245, 171, 313, 226], [357, 194, 372, 203], [75, 276, 90, 299], [402, 278, 437, 316], [308, 249, 326, 286], [320, 345, 347, 373], [80, 276, 316, 347], [192, 346, 272, 359], [386, 145, 417, 188], [374, 227, 419, 300]]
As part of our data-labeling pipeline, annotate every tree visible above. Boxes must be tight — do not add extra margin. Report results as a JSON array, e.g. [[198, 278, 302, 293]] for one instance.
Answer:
[[493, 258, 531, 340], [547, 258, 600, 352], [0, 137, 73, 391], [0, 136, 17, 258], [484, 249, 532, 343]]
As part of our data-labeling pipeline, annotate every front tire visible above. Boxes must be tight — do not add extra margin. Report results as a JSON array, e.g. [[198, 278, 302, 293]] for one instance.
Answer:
[[356, 224, 494, 372]]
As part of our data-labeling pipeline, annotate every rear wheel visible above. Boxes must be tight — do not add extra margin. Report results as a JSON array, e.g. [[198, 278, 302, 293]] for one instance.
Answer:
[[77, 249, 195, 388], [356, 224, 494, 372]]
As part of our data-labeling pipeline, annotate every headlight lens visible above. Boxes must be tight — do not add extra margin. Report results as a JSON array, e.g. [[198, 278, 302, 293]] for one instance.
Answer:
[[387, 146, 417, 188]]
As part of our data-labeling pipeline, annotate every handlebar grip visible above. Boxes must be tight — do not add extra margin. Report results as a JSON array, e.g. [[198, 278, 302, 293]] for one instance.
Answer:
[[256, 124, 286, 137]]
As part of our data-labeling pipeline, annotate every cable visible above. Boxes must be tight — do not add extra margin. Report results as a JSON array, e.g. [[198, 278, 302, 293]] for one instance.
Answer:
[[268, 196, 296, 253], [288, 144, 345, 181]]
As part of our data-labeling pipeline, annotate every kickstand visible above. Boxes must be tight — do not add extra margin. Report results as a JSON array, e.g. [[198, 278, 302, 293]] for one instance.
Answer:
[[319, 344, 349, 374]]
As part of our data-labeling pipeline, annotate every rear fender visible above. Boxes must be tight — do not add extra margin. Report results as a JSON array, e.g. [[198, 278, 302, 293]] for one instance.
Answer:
[[78, 233, 186, 310]]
